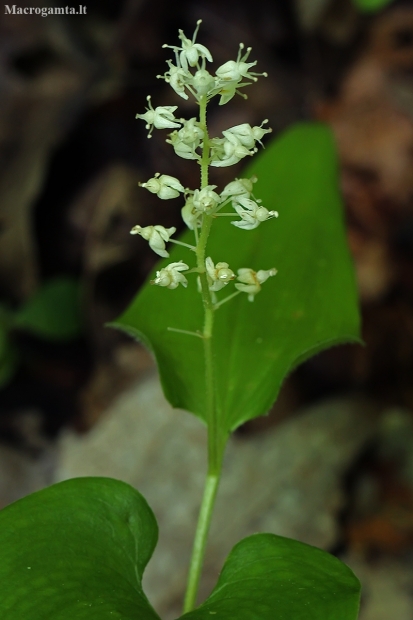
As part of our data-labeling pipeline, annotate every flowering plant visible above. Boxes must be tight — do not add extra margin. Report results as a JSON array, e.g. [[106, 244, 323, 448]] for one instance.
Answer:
[[0, 22, 362, 620], [132, 21, 278, 317]]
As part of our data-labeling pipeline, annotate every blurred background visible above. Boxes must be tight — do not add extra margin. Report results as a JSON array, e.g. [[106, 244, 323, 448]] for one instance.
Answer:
[[1, 0, 413, 618]]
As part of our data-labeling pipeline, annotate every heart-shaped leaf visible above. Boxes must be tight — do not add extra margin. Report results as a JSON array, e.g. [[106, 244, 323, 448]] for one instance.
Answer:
[[0, 477, 161, 620], [113, 123, 361, 433], [0, 480, 360, 620], [182, 534, 361, 620]]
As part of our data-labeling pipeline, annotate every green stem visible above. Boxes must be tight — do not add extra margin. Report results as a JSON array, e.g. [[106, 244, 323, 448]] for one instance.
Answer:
[[182, 472, 221, 613], [183, 95, 227, 614], [199, 95, 209, 189], [195, 96, 221, 469]]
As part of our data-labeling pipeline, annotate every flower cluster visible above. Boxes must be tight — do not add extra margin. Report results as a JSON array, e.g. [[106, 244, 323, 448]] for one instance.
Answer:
[[131, 22, 278, 304], [137, 104, 272, 167], [137, 174, 278, 234], [156, 20, 267, 106]]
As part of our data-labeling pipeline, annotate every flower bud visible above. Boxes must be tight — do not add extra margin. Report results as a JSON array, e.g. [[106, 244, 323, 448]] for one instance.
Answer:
[[140, 173, 185, 199], [192, 186, 221, 213], [192, 69, 217, 96], [205, 257, 235, 292]]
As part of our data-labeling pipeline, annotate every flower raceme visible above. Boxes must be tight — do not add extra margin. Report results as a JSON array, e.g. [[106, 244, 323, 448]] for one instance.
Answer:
[[131, 21, 277, 304]]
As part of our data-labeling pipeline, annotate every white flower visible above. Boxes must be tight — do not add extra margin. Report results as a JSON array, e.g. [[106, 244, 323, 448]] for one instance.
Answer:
[[181, 196, 201, 230], [140, 173, 185, 199], [192, 186, 221, 213], [231, 197, 278, 230], [220, 177, 257, 201], [158, 62, 190, 100], [136, 96, 181, 137], [210, 137, 257, 168], [216, 43, 267, 83], [167, 131, 200, 160], [178, 118, 204, 145], [159, 61, 219, 103], [205, 257, 235, 292], [214, 44, 267, 105], [163, 20, 213, 72], [166, 118, 203, 160], [235, 267, 277, 301], [130, 225, 176, 258], [152, 261, 189, 289], [222, 120, 271, 149]]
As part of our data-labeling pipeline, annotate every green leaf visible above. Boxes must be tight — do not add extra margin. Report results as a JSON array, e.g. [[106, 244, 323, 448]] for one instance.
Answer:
[[113, 123, 361, 433], [0, 482, 361, 620], [352, 0, 393, 12], [181, 534, 361, 620], [0, 477, 161, 620], [13, 277, 83, 341]]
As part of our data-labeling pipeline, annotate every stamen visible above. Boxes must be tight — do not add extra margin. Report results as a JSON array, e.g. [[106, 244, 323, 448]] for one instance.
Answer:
[[193, 19, 202, 42]]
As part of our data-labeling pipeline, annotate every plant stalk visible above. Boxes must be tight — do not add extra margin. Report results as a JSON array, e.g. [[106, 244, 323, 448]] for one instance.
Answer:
[[182, 471, 221, 613], [183, 95, 226, 614]]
